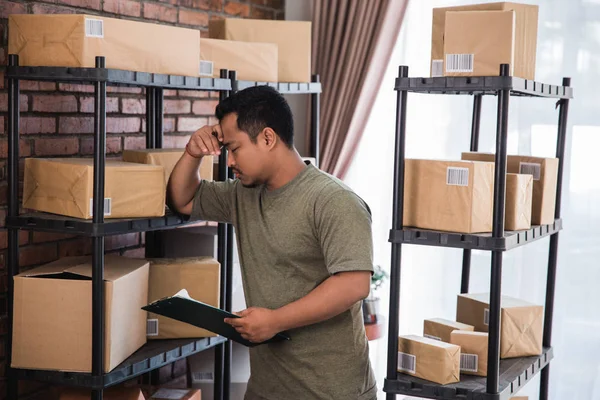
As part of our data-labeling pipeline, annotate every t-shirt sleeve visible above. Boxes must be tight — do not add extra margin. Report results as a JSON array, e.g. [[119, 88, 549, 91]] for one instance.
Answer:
[[315, 190, 374, 275], [190, 179, 237, 224]]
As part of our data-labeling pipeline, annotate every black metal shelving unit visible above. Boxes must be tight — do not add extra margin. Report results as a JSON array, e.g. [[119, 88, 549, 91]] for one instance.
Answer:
[[384, 64, 572, 400], [5, 53, 322, 400]]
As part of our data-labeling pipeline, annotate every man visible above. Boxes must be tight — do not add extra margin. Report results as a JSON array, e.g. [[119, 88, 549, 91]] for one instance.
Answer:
[[168, 86, 377, 400]]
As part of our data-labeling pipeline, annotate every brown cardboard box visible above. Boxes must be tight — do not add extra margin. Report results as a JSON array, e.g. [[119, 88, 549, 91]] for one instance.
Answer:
[[23, 158, 165, 219], [149, 389, 201, 400], [122, 149, 214, 187], [443, 10, 516, 77], [511, 397, 528, 400], [456, 293, 543, 359], [209, 18, 311, 82], [461, 152, 559, 225], [9, 14, 200, 77], [423, 318, 474, 343], [450, 330, 489, 377], [12, 255, 149, 373], [403, 159, 494, 233], [430, 2, 538, 79], [505, 173, 533, 230], [200, 38, 278, 82], [397, 335, 460, 385], [147, 257, 220, 339], [59, 388, 145, 400]]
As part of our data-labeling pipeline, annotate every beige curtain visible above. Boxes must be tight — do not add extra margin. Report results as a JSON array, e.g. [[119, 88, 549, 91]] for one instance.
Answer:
[[311, 0, 409, 178]]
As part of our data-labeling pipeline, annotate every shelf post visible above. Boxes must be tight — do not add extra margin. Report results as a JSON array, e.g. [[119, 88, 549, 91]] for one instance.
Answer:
[[310, 74, 320, 167], [214, 68, 230, 400], [385, 66, 409, 400], [155, 88, 164, 149], [146, 87, 156, 149], [6, 54, 21, 400], [486, 64, 511, 394], [540, 77, 571, 400], [461, 94, 483, 294], [92, 56, 108, 400]]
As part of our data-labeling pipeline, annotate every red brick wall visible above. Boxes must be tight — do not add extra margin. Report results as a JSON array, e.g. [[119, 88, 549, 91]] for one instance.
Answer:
[[0, 0, 285, 398]]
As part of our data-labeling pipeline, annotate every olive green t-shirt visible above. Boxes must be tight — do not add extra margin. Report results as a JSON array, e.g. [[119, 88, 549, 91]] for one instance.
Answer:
[[191, 162, 377, 400]]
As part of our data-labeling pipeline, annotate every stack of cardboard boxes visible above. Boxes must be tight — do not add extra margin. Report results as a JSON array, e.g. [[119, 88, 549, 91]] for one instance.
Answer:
[[9, 14, 312, 83], [397, 293, 543, 385], [57, 387, 201, 400]]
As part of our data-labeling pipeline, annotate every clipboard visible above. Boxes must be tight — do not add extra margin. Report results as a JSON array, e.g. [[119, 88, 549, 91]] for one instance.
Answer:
[[142, 289, 291, 347]]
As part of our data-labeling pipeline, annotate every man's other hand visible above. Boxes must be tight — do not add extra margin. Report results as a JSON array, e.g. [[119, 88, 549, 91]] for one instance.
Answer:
[[224, 307, 281, 343]]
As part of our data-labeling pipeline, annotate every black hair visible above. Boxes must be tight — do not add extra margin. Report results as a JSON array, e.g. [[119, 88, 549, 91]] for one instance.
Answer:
[[215, 85, 294, 148]]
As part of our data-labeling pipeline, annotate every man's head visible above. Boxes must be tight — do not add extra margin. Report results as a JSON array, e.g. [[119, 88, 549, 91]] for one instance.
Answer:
[[215, 85, 295, 188]]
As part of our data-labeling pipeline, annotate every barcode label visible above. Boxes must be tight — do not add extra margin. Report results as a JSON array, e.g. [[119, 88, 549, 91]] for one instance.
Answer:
[[193, 371, 214, 381], [447, 167, 469, 186], [460, 353, 479, 373], [200, 60, 214, 76], [484, 308, 490, 326], [519, 162, 541, 181], [152, 389, 190, 399], [432, 59, 443, 77], [85, 18, 104, 38], [424, 334, 442, 341], [147, 319, 159, 336], [446, 54, 474, 73], [397, 352, 416, 374], [89, 198, 112, 216]]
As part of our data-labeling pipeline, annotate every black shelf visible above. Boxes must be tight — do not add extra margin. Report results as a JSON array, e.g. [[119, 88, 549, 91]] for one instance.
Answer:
[[236, 80, 322, 94], [384, 347, 553, 400], [13, 337, 227, 390], [5, 211, 209, 237], [6, 65, 232, 91], [395, 76, 573, 99], [389, 219, 563, 251]]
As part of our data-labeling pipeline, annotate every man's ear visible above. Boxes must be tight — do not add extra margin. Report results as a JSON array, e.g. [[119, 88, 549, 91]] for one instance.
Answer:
[[261, 127, 278, 150]]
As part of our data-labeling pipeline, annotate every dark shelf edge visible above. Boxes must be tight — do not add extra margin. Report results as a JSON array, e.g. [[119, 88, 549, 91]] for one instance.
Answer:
[[383, 347, 553, 400], [6, 66, 232, 91], [394, 76, 573, 99], [236, 80, 322, 94], [5, 212, 215, 237], [389, 219, 562, 251], [12, 337, 227, 389]]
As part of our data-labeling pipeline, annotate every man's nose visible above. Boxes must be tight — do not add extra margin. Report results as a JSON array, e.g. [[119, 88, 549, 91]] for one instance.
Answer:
[[227, 154, 235, 168]]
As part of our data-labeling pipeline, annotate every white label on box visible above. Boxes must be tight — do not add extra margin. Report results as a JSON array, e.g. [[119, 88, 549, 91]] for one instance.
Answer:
[[519, 162, 541, 181], [85, 18, 104, 38], [446, 54, 474, 73], [431, 60, 443, 77], [484, 308, 490, 326], [397, 352, 417, 374], [200, 60, 214, 76], [151, 388, 190, 399], [424, 334, 442, 341], [460, 353, 479, 373], [147, 319, 159, 336], [446, 167, 469, 186], [193, 371, 214, 382], [89, 198, 112, 216]]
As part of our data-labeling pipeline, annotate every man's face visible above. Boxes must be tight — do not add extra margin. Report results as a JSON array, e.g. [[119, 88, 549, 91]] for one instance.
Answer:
[[220, 113, 269, 188]]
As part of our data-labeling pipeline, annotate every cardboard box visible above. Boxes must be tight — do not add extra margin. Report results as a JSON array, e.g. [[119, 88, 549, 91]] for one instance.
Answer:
[[443, 10, 516, 77], [430, 2, 538, 79], [149, 389, 201, 400], [9, 14, 200, 77], [450, 330, 489, 377], [397, 335, 460, 385], [23, 158, 166, 219], [209, 18, 311, 82], [122, 149, 214, 187], [461, 152, 559, 225], [423, 318, 474, 343], [59, 388, 145, 400], [147, 257, 220, 339], [505, 173, 533, 230], [511, 397, 528, 400], [199, 38, 278, 82], [456, 293, 543, 359], [12, 255, 149, 373], [403, 159, 494, 233]]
